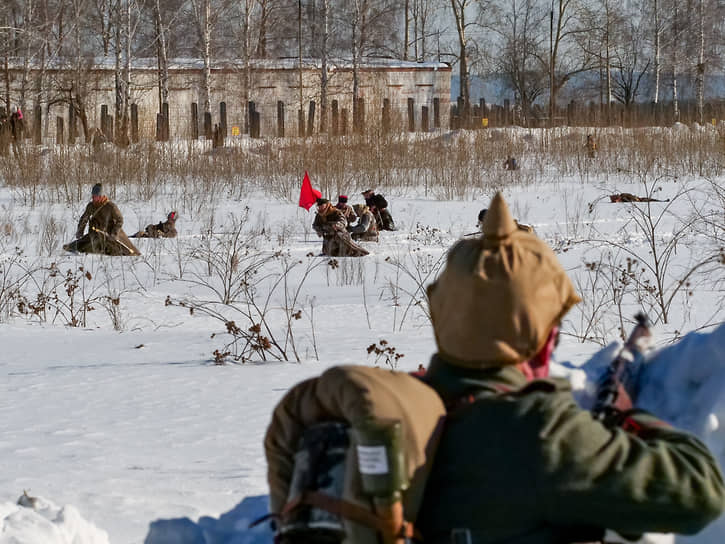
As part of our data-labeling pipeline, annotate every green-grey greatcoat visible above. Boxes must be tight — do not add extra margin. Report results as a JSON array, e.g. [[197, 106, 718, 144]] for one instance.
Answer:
[[64, 199, 140, 256], [417, 355, 725, 544]]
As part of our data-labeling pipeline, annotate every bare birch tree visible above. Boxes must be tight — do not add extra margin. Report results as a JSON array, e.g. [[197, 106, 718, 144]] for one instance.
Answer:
[[190, 0, 212, 113], [495, 0, 547, 123]]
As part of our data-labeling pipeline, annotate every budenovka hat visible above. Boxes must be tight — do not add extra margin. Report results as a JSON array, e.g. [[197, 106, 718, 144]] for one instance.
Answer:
[[168, 211, 177, 221], [427, 192, 581, 368]]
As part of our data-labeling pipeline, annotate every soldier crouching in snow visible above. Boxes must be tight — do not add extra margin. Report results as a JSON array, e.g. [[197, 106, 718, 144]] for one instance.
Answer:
[[335, 195, 357, 224], [417, 192, 725, 543], [348, 203, 378, 242], [63, 183, 141, 256], [130, 211, 178, 238], [312, 198, 368, 257], [362, 189, 396, 231]]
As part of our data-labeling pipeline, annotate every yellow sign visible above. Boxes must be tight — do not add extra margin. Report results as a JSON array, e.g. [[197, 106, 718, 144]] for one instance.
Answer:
[[712, 118, 717, 126], [231, 126, 240, 136], [482, 118, 489, 127]]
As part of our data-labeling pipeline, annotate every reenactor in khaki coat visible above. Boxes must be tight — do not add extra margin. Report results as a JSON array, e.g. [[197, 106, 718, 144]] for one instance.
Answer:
[[63, 184, 141, 256]]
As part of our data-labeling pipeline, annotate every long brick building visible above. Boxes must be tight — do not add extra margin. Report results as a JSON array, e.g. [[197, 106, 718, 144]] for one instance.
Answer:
[[3, 57, 452, 142]]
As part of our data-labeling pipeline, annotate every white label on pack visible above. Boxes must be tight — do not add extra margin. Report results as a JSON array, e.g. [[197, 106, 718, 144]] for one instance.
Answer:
[[356, 445, 389, 475]]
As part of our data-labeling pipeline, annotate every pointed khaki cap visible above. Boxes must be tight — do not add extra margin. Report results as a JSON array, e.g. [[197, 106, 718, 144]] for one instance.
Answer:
[[427, 192, 581, 368]]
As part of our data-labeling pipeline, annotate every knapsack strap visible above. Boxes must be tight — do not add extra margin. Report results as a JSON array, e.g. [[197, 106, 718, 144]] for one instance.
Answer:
[[282, 491, 420, 540]]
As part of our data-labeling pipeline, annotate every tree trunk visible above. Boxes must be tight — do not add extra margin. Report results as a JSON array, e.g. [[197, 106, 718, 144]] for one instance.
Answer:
[[653, 0, 660, 104], [114, 1, 123, 124], [121, 0, 131, 144], [352, 1, 360, 106], [451, 0, 470, 118], [319, 0, 329, 133], [695, 0, 705, 124], [154, 0, 169, 109], [671, 2, 679, 121], [241, 0, 251, 134], [202, 0, 211, 114], [404, 0, 410, 60]]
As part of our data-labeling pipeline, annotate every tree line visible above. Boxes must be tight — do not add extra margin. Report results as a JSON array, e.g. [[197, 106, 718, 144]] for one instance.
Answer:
[[1, 0, 724, 144]]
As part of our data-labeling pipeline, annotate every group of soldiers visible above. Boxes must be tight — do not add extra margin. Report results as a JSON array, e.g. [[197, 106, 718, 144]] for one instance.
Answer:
[[312, 189, 396, 257], [63, 183, 177, 256]]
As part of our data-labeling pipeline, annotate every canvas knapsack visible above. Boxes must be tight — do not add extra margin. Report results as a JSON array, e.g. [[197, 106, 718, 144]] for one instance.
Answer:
[[264, 365, 446, 543]]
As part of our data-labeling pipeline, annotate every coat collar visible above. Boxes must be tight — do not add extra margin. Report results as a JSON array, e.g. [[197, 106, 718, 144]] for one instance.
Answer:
[[424, 353, 568, 405]]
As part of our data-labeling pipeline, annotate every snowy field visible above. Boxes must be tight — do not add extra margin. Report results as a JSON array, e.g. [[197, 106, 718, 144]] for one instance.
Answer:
[[1, 127, 724, 543]]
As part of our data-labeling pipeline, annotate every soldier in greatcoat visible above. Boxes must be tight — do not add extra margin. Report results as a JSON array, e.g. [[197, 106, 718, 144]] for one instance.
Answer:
[[362, 189, 396, 231], [335, 195, 357, 224], [312, 198, 368, 257], [416, 192, 725, 543], [130, 211, 178, 238], [348, 203, 378, 242], [63, 183, 141, 256]]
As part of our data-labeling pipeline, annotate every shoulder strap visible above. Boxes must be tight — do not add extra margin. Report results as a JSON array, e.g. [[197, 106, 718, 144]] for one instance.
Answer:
[[281, 491, 420, 541]]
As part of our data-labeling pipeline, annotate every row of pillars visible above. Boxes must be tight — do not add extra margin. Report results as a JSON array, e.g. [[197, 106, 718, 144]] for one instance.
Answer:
[[44, 103, 141, 145], [27, 96, 445, 145], [193, 97, 443, 140]]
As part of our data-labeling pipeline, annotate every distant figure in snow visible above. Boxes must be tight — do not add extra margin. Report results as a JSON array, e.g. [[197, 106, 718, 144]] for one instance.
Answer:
[[609, 193, 669, 203], [503, 156, 518, 170], [585, 134, 597, 158], [130, 211, 178, 238]]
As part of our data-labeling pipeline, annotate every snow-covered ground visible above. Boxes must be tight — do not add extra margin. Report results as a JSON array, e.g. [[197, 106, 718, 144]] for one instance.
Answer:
[[1, 131, 724, 543]]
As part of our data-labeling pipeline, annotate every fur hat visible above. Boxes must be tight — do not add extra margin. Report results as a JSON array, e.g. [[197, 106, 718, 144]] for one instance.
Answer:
[[352, 203, 367, 216], [362, 189, 374, 196], [316, 198, 329, 206], [427, 192, 580, 368], [91, 183, 103, 197], [337, 195, 348, 203]]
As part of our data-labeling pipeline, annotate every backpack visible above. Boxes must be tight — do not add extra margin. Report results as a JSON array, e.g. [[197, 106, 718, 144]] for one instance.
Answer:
[[264, 365, 446, 543]]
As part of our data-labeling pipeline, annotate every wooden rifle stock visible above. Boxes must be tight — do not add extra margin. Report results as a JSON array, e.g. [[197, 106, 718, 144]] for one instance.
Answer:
[[592, 312, 653, 421]]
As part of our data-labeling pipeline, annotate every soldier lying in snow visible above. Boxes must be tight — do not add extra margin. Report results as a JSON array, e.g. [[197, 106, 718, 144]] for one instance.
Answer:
[[478, 207, 534, 234], [63, 183, 141, 256], [130, 211, 178, 238], [610, 193, 669, 203]]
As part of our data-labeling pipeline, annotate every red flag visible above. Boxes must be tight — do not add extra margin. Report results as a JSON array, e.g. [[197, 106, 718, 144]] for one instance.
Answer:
[[298, 171, 322, 210]]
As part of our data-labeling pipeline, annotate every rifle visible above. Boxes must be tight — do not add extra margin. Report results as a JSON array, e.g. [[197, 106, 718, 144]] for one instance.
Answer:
[[91, 226, 137, 255], [592, 312, 654, 422]]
